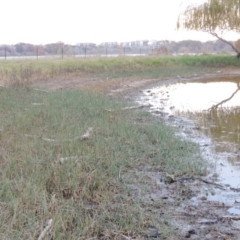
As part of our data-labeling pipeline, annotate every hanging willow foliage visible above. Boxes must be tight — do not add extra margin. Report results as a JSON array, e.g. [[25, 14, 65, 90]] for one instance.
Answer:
[[177, 0, 240, 32], [177, 0, 240, 55]]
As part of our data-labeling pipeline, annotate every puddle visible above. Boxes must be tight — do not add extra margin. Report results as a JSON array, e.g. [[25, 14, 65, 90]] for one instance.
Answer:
[[228, 207, 240, 215], [137, 76, 240, 207]]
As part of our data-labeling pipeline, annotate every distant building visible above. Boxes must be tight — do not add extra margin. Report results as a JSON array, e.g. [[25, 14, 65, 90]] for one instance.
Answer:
[[148, 40, 157, 47], [134, 40, 149, 47], [77, 43, 96, 48], [120, 42, 132, 47], [99, 42, 118, 47]]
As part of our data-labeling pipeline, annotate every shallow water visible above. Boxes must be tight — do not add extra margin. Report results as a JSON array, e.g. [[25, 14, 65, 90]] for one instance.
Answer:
[[138, 76, 240, 205]]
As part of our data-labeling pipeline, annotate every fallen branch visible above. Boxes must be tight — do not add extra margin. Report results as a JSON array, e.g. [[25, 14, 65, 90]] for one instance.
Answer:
[[25, 127, 93, 143], [112, 231, 133, 240], [106, 104, 151, 112], [221, 215, 240, 221], [42, 127, 93, 142], [32, 103, 44, 106], [197, 178, 226, 190], [59, 156, 78, 164], [33, 88, 49, 93], [172, 176, 226, 190], [119, 234, 132, 240], [230, 187, 240, 192], [38, 219, 52, 240], [122, 104, 152, 110], [80, 127, 93, 140]]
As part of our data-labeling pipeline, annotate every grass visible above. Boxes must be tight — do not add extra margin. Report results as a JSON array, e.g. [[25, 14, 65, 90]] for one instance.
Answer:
[[1, 54, 234, 238], [0, 54, 240, 87], [0, 86, 206, 239]]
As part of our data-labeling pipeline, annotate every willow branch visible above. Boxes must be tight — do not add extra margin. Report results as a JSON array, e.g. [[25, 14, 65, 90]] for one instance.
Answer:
[[208, 83, 240, 111], [210, 31, 240, 54]]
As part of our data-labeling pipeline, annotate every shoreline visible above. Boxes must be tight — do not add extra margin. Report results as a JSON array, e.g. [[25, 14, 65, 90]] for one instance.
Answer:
[[127, 70, 240, 239]]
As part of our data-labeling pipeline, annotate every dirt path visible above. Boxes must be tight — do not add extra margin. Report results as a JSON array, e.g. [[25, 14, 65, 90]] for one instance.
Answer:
[[34, 67, 240, 97]]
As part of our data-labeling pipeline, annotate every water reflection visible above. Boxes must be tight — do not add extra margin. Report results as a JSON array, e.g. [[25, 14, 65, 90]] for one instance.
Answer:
[[145, 77, 240, 113], [192, 108, 240, 163], [139, 76, 240, 170], [139, 76, 240, 201]]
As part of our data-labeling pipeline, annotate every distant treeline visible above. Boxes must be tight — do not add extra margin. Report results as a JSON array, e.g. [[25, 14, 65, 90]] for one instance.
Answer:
[[0, 40, 236, 57]]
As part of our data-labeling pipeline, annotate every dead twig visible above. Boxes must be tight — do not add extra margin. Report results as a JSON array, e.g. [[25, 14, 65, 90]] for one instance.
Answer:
[[79, 127, 93, 140], [37, 219, 52, 240], [112, 231, 133, 240], [25, 127, 93, 143], [195, 177, 225, 189], [173, 176, 226, 190], [32, 103, 44, 106], [106, 104, 151, 112], [33, 88, 49, 93], [230, 187, 240, 192], [221, 215, 240, 220], [42, 127, 93, 142], [122, 104, 151, 110], [59, 156, 78, 164]]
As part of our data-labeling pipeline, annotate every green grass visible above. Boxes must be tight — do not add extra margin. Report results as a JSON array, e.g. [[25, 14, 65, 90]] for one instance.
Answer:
[[0, 55, 240, 86], [0, 86, 205, 239]]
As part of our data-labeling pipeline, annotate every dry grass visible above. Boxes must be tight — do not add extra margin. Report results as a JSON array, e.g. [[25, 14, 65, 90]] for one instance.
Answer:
[[2, 55, 235, 238], [0, 86, 206, 239], [1, 55, 239, 89]]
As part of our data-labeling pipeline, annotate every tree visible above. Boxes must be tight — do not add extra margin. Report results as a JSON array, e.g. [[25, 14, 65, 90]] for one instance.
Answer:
[[177, 0, 240, 56], [235, 38, 240, 52], [15, 43, 24, 54]]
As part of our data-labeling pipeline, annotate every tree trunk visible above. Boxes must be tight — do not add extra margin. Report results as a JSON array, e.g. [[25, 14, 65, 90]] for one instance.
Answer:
[[210, 31, 240, 57]]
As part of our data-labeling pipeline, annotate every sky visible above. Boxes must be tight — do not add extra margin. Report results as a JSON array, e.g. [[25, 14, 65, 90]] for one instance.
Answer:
[[1, 0, 240, 45]]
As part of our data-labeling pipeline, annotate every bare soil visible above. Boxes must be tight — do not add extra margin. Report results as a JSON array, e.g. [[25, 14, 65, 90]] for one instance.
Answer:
[[34, 68, 240, 239], [34, 67, 240, 97]]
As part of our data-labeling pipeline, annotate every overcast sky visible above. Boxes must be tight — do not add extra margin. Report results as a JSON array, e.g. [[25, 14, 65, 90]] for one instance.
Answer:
[[1, 0, 240, 45]]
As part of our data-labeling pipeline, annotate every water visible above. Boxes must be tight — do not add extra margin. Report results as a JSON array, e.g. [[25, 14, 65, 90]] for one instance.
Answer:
[[138, 76, 240, 205], [228, 207, 240, 215]]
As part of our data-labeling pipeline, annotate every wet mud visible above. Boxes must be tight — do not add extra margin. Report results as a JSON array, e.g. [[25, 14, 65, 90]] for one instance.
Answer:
[[135, 76, 240, 239]]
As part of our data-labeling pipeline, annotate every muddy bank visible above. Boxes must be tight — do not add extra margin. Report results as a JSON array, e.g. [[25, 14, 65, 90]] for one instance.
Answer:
[[136, 165, 240, 239], [128, 127, 240, 239], [132, 74, 240, 239], [33, 67, 240, 97]]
